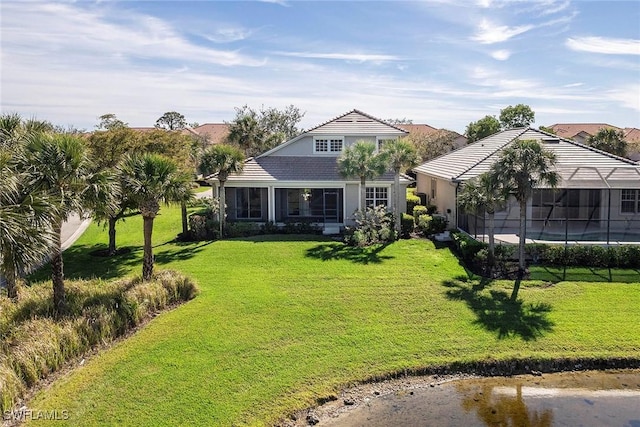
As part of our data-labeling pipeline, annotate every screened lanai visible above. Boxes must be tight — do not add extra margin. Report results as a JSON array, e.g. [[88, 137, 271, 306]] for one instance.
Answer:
[[414, 127, 640, 246]]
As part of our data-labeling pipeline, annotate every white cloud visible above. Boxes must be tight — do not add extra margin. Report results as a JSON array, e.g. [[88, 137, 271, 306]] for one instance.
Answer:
[[472, 19, 534, 44], [491, 50, 511, 61], [566, 36, 640, 55], [607, 85, 640, 111], [204, 27, 253, 43], [273, 52, 402, 63]]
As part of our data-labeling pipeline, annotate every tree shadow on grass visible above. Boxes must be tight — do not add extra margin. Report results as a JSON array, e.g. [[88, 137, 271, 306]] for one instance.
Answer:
[[305, 242, 394, 264], [154, 241, 213, 265], [443, 279, 554, 341]]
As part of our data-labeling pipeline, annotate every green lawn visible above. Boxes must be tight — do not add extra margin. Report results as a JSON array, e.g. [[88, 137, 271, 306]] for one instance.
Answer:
[[27, 207, 640, 426]]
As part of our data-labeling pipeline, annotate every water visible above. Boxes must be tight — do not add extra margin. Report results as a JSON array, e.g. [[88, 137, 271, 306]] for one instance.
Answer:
[[320, 370, 640, 426]]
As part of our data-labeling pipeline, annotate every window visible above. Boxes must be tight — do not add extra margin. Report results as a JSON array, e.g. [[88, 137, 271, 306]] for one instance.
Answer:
[[431, 178, 437, 200], [314, 137, 343, 153], [621, 189, 640, 214], [236, 188, 262, 219], [366, 187, 388, 208], [377, 138, 396, 151]]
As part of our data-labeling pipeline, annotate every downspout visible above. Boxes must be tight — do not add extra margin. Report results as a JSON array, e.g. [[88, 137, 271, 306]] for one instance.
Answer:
[[454, 180, 461, 231]]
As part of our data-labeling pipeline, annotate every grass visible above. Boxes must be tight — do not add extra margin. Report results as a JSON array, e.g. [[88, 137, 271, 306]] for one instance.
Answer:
[[23, 206, 640, 426]]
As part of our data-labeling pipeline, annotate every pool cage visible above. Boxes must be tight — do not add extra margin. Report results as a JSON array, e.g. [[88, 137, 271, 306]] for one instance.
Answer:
[[457, 166, 640, 246]]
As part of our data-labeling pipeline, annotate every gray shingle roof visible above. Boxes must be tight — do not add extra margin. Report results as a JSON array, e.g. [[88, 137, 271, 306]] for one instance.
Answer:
[[306, 110, 408, 136], [413, 127, 640, 189], [222, 156, 411, 184]]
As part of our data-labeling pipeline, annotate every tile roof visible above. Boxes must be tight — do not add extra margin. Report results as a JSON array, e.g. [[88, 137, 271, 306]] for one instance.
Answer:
[[191, 123, 230, 144], [397, 124, 438, 135], [306, 110, 409, 136], [549, 123, 619, 139], [217, 156, 411, 184], [413, 127, 640, 189]]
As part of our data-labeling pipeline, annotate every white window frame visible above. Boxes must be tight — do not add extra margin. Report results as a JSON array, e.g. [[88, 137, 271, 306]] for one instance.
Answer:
[[314, 137, 343, 154], [620, 189, 639, 214], [376, 137, 397, 152], [365, 186, 389, 208]]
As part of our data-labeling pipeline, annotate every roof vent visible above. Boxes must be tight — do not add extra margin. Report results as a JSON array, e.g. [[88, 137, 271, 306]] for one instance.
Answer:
[[541, 137, 560, 144]]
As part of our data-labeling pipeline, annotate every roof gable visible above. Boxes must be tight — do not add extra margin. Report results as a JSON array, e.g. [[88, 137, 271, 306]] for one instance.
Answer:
[[258, 109, 408, 158]]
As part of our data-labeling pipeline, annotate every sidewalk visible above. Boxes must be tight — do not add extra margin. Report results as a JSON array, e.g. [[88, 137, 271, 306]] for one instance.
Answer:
[[61, 213, 92, 251]]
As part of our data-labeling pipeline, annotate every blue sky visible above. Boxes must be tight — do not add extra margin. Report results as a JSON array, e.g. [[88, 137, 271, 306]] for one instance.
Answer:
[[1, 1, 639, 133]]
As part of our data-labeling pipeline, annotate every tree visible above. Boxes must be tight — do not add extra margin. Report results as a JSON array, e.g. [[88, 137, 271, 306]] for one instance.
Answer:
[[457, 173, 506, 270], [337, 141, 389, 212], [466, 116, 501, 143], [20, 132, 100, 312], [499, 104, 535, 129], [121, 154, 192, 280], [381, 139, 418, 233], [226, 105, 305, 157], [199, 145, 245, 237], [490, 139, 558, 277], [155, 111, 187, 131], [385, 118, 413, 125], [587, 128, 627, 157], [0, 116, 57, 300], [96, 113, 127, 131], [405, 129, 457, 162], [538, 125, 556, 135]]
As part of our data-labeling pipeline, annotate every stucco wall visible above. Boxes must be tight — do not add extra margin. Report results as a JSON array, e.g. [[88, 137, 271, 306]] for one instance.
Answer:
[[345, 183, 360, 225]]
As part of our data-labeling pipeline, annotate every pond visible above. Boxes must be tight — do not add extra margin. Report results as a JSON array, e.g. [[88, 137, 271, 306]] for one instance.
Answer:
[[317, 370, 640, 427]]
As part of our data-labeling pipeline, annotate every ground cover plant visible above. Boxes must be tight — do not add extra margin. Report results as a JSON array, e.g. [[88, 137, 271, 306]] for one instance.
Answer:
[[21, 206, 640, 426], [0, 270, 198, 413]]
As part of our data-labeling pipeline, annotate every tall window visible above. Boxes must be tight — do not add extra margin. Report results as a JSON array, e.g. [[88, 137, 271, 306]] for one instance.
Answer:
[[236, 188, 262, 219], [366, 187, 388, 208], [314, 137, 343, 153], [431, 178, 437, 200], [621, 189, 640, 214]]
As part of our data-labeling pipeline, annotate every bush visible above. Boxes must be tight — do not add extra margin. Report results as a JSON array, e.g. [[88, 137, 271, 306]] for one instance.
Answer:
[[0, 271, 199, 413], [344, 206, 395, 247], [400, 213, 414, 238], [282, 219, 322, 235], [451, 231, 486, 263], [416, 214, 447, 236], [413, 205, 428, 223], [406, 190, 421, 214], [225, 222, 261, 238], [425, 204, 438, 215]]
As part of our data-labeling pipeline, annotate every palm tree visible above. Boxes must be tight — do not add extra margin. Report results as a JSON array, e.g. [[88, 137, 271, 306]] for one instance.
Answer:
[[0, 148, 57, 300], [457, 172, 506, 270], [121, 154, 192, 280], [198, 144, 245, 237], [381, 139, 418, 233], [20, 132, 96, 312], [337, 140, 389, 212], [490, 139, 558, 276]]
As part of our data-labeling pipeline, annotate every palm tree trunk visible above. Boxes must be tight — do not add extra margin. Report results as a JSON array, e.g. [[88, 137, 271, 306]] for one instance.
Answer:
[[394, 171, 401, 234], [181, 201, 188, 236], [108, 216, 117, 256], [5, 269, 18, 301], [518, 199, 527, 274], [219, 181, 226, 238], [142, 216, 154, 281], [360, 176, 366, 212], [51, 218, 66, 314]]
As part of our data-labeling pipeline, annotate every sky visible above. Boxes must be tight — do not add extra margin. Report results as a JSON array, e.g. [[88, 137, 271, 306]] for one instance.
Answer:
[[1, 0, 639, 133]]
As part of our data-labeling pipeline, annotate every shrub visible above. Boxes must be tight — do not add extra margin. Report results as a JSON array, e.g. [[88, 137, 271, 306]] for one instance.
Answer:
[[400, 213, 414, 238], [344, 206, 395, 247], [425, 204, 438, 215], [225, 222, 261, 238], [282, 219, 322, 235], [451, 231, 486, 263], [416, 214, 447, 236], [525, 243, 549, 264], [406, 190, 421, 214], [413, 205, 428, 223], [0, 271, 199, 413]]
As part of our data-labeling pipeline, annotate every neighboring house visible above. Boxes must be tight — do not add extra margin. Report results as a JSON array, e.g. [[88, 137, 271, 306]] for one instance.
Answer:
[[413, 128, 640, 243], [191, 123, 230, 145], [550, 123, 640, 162], [397, 124, 467, 149], [206, 110, 413, 234]]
